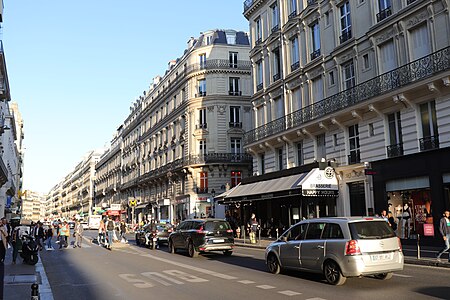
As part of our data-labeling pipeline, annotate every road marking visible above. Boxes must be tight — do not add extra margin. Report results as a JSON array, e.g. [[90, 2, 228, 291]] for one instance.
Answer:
[[256, 285, 275, 289], [238, 280, 255, 284], [139, 253, 238, 280], [163, 270, 208, 283], [119, 274, 154, 288], [141, 271, 184, 286], [36, 257, 54, 300], [278, 290, 302, 296], [305, 298, 327, 300], [392, 273, 413, 278]]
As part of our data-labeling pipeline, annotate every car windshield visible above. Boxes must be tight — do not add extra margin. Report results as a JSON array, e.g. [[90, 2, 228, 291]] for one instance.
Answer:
[[349, 221, 396, 239], [204, 221, 230, 232]]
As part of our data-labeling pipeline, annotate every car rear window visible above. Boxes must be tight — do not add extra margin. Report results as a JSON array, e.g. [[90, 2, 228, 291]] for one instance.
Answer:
[[204, 221, 231, 232], [349, 221, 396, 239]]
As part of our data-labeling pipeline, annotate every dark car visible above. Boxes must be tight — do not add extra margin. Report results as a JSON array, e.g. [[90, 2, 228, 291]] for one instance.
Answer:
[[135, 223, 158, 249], [155, 223, 174, 245], [168, 218, 234, 257]]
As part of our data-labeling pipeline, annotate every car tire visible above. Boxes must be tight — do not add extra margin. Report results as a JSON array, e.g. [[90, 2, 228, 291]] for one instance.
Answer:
[[168, 240, 176, 254], [223, 250, 233, 256], [266, 253, 281, 274], [323, 260, 346, 286], [374, 272, 393, 280], [135, 236, 140, 246], [188, 241, 199, 258]]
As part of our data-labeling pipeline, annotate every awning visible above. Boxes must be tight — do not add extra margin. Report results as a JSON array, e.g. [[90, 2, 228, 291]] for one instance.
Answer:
[[222, 168, 338, 203]]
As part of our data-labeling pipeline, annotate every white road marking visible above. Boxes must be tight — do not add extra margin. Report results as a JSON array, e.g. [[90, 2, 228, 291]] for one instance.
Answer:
[[118, 274, 154, 288], [256, 285, 275, 289], [238, 280, 255, 284], [163, 270, 208, 283], [36, 255, 54, 300], [305, 298, 327, 300], [278, 290, 302, 296], [392, 273, 413, 278], [141, 271, 184, 286]]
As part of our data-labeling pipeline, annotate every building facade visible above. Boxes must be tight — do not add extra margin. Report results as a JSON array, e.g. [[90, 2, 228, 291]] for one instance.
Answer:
[[227, 0, 450, 243]]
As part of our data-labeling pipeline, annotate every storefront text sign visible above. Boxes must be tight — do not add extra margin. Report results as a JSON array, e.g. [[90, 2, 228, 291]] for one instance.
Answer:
[[423, 223, 434, 236]]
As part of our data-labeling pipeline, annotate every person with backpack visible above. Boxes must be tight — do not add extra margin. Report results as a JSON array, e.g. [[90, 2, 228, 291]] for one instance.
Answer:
[[106, 217, 115, 250]]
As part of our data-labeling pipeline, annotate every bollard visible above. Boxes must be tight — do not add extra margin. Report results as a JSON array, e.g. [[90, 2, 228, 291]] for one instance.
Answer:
[[31, 283, 39, 300]]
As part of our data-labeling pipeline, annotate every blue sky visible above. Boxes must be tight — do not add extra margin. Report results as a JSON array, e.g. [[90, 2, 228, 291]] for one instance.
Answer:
[[3, 1, 249, 194]]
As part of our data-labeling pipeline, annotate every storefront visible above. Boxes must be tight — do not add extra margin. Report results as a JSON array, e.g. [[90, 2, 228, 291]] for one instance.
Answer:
[[175, 196, 190, 222]]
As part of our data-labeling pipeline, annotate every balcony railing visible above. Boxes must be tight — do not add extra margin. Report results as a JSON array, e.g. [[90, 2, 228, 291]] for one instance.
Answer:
[[407, 0, 417, 4], [187, 59, 251, 74], [310, 49, 321, 60], [244, 0, 255, 12], [228, 91, 242, 96], [255, 38, 262, 45], [256, 83, 263, 91], [273, 73, 281, 82], [340, 29, 352, 44], [291, 61, 300, 72], [196, 187, 209, 194], [196, 123, 207, 130], [229, 122, 243, 128], [377, 7, 392, 22], [244, 46, 450, 145], [387, 143, 404, 158], [196, 91, 207, 97], [288, 10, 297, 20], [271, 24, 279, 33], [307, 0, 317, 6], [348, 150, 361, 164], [419, 135, 439, 151]]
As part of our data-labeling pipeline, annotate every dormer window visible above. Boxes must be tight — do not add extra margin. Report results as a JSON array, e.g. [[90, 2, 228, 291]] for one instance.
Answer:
[[206, 35, 213, 45], [226, 32, 236, 44]]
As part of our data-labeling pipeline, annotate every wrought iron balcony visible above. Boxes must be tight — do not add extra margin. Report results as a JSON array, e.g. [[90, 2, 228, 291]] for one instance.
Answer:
[[307, 0, 317, 6], [244, 0, 255, 12], [256, 83, 263, 91], [243, 46, 450, 145], [288, 10, 297, 20], [377, 7, 392, 22], [310, 49, 321, 60], [271, 24, 279, 33], [339, 29, 352, 44], [229, 122, 242, 128], [291, 61, 300, 72], [387, 143, 404, 158], [273, 73, 281, 82], [196, 187, 209, 194], [407, 0, 417, 4], [348, 150, 361, 164], [255, 38, 262, 45], [195, 123, 207, 130], [228, 91, 242, 96], [419, 135, 439, 151], [196, 91, 207, 97]]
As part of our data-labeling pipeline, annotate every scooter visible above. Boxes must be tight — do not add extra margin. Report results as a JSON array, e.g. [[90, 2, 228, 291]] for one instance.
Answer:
[[20, 234, 39, 265], [144, 231, 158, 250]]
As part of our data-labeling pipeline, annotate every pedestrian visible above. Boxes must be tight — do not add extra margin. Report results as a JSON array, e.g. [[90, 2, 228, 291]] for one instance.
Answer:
[[388, 212, 397, 231], [120, 220, 127, 243], [98, 218, 106, 246], [247, 213, 259, 244], [58, 221, 69, 249], [0, 217, 9, 263], [106, 217, 115, 250], [380, 210, 389, 222], [73, 220, 84, 248], [11, 225, 21, 264], [46, 225, 53, 249], [35, 222, 45, 251], [436, 210, 450, 262]]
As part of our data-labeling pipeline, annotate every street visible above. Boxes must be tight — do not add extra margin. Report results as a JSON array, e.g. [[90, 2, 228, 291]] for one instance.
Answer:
[[34, 231, 450, 300]]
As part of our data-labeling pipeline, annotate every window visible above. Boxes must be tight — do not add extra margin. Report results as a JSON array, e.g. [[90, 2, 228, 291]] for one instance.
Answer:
[[343, 61, 355, 89], [333, 133, 338, 147], [305, 223, 325, 240], [339, 1, 352, 43], [387, 112, 403, 157], [198, 79, 206, 97], [291, 88, 302, 111], [285, 223, 308, 241], [255, 17, 262, 43], [260, 153, 265, 175], [329, 71, 335, 86], [419, 101, 439, 151], [363, 54, 370, 69], [368, 123, 375, 137], [348, 124, 360, 164], [312, 77, 324, 102], [316, 134, 326, 161], [377, 0, 392, 22], [277, 148, 283, 170], [272, 48, 281, 81], [310, 22, 321, 60], [379, 40, 397, 73], [231, 171, 242, 188], [230, 106, 241, 128], [229, 52, 238, 68], [322, 223, 344, 239], [198, 108, 207, 129], [274, 97, 284, 119], [206, 35, 213, 45], [256, 60, 263, 90], [199, 140, 207, 155], [271, 2, 280, 31], [290, 36, 299, 71], [288, 0, 297, 19], [256, 105, 265, 127], [172, 148, 176, 161], [199, 53, 206, 68], [229, 77, 240, 96], [325, 11, 330, 26], [296, 142, 303, 166], [410, 24, 431, 60], [231, 138, 241, 154], [226, 32, 236, 44], [199, 172, 208, 193]]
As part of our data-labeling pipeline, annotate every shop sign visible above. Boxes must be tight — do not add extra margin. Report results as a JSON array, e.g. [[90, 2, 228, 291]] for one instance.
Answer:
[[302, 189, 339, 197], [111, 204, 121, 210], [197, 197, 208, 202], [423, 224, 434, 236], [364, 169, 378, 175]]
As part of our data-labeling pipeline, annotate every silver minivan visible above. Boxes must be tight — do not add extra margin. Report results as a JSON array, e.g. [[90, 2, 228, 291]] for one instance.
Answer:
[[265, 217, 404, 285]]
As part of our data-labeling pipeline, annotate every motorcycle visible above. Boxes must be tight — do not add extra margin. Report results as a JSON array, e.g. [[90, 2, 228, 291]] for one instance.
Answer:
[[144, 231, 158, 250], [20, 234, 39, 265]]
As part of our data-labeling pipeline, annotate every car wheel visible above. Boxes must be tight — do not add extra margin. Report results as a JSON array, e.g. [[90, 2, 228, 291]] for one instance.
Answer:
[[223, 250, 233, 256], [266, 253, 280, 274], [374, 272, 393, 280], [188, 241, 199, 258], [323, 260, 346, 286], [135, 236, 140, 246], [168, 240, 176, 254]]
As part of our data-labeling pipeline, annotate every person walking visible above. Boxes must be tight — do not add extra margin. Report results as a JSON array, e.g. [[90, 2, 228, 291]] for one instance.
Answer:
[[98, 218, 106, 246], [73, 220, 84, 248], [247, 213, 259, 244], [11, 226, 22, 264], [106, 217, 115, 250], [436, 210, 450, 262], [58, 221, 69, 249], [46, 225, 53, 249], [0, 218, 9, 263], [120, 221, 127, 243], [35, 222, 45, 251]]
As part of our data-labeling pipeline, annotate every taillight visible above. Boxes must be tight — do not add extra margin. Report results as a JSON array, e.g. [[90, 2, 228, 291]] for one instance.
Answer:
[[168, 229, 173, 233], [345, 240, 361, 255], [397, 237, 402, 252], [226, 229, 233, 233], [196, 226, 206, 234]]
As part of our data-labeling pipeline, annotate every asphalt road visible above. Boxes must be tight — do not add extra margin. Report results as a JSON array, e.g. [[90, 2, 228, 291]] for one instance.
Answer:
[[38, 231, 450, 300]]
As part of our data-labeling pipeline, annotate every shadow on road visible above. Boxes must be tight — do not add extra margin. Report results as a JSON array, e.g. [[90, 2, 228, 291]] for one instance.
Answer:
[[414, 286, 450, 299]]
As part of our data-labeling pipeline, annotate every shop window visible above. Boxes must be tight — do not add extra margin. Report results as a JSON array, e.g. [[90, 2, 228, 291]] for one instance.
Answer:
[[349, 181, 366, 216], [198, 172, 208, 194], [231, 171, 242, 188]]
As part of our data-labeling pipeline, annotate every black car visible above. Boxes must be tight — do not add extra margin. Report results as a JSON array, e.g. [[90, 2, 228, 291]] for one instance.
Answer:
[[168, 219, 234, 257], [135, 223, 158, 249]]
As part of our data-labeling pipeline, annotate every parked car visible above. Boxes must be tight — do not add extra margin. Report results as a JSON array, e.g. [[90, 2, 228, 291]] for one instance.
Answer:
[[154, 223, 174, 245], [80, 222, 89, 230], [168, 218, 234, 257], [265, 217, 404, 285], [68, 221, 76, 229], [135, 223, 159, 249]]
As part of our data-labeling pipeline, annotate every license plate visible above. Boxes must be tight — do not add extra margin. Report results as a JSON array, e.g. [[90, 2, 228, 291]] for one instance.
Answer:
[[153, 238, 157, 241], [370, 253, 392, 262], [213, 239, 225, 243]]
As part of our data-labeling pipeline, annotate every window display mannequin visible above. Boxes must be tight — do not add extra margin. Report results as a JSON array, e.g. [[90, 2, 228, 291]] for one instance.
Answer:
[[401, 203, 412, 239]]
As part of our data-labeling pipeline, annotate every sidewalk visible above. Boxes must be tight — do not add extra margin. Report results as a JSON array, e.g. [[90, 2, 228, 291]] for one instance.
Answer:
[[234, 237, 450, 268]]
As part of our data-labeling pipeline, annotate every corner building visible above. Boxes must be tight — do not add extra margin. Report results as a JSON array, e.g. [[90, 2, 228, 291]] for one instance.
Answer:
[[114, 30, 253, 224], [226, 0, 450, 244]]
